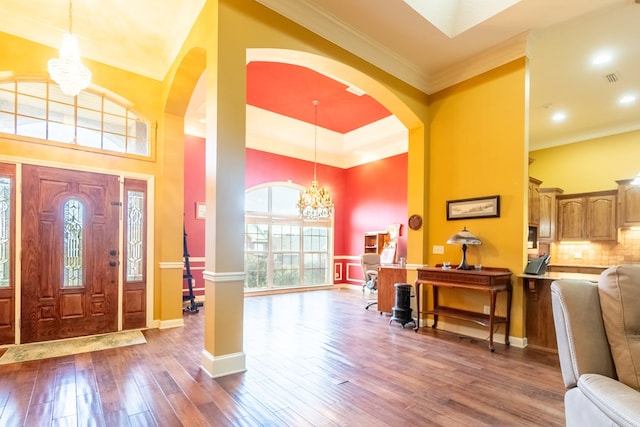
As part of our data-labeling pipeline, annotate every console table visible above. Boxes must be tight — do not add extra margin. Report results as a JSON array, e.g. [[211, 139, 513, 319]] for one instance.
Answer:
[[414, 267, 512, 351]]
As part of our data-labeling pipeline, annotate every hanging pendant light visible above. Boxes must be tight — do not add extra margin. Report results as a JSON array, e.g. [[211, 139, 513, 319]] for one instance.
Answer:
[[297, 100, 334, 220], [48, 0, 92, 97]]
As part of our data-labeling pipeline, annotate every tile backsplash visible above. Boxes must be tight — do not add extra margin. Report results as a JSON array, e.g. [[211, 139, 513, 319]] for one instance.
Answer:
[[552, 228, 640, 266]]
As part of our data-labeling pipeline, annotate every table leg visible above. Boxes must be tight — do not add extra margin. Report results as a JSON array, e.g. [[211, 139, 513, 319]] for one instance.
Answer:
[[489, 290, 497, 352], [505, 286, 512, 346], [413, 281, 421, 332], [432, 285, 439, 329]]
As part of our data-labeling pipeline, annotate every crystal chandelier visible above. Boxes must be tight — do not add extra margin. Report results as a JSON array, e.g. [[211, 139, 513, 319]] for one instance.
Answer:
[[297, 100, 334, 220], [48, 0, 91, 97]]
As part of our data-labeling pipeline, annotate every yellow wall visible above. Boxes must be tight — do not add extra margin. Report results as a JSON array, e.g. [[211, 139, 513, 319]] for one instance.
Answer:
[[428, 58, 529, 338], [529, 129, 640, 193]]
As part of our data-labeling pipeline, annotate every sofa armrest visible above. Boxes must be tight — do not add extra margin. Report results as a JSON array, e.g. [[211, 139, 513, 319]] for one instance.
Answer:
[[579, 374, 640, 427]]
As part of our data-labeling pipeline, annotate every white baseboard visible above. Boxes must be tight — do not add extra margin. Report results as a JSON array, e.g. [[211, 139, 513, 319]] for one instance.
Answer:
[[419, 319, 526, 349], [158, 318, 184, 329], [201, 350, 247, 378]]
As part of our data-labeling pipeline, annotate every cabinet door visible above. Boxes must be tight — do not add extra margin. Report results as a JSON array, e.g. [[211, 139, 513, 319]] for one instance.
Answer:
[[586, 194, 617, 240], [618, 183, 640, 227], [528, 178, 541, 226], [538, 189, 561, 241], [557, 198, 585, 240]]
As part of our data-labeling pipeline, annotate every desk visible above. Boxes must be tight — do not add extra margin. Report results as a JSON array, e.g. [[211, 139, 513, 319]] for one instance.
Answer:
[[415, 267, 512, 352], [377, 266, 407, 314]]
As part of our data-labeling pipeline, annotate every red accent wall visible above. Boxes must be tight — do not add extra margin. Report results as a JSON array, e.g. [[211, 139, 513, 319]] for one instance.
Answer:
[[342, 154, 408, 283], [184, 136, 408, 291]]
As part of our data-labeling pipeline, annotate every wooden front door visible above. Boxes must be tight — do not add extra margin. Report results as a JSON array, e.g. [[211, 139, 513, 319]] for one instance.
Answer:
[[21, 165, 120, 343]]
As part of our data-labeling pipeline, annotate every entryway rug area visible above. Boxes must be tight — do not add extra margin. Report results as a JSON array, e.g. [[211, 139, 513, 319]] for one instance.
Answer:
[[0, 330, 146, 365]]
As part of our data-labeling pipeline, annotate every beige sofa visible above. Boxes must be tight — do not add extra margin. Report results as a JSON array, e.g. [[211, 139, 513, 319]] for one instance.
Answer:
[[551, 265, 640, 427]]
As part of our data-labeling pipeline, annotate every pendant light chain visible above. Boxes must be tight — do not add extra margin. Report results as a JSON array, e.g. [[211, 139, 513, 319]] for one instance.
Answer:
[[313, 99, 319, 181]]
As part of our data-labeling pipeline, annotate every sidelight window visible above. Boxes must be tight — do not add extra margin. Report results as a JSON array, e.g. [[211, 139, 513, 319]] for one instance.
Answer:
[[0, 177, 9, 287], [63, 198, 84, 287], [126, 189, 145, 281]]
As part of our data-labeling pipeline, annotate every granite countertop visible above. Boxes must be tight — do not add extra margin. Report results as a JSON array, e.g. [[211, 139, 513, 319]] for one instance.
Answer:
[[518, 271, 600, 282]]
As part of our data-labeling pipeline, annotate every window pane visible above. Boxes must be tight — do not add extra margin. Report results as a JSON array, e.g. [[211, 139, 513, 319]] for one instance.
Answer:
[[76, 127, 102, 148], [126, 190, 145, 282], [63, 198, 83, 287], [104, 113, 126, 135], [17, 116, 46, 139], [127, 136, 148, 156], [48, 101, 75, 124], [77, 108, 102, 131], [17, 94, 46, 118], [104, 98, 125, 116], [0, 111, 15, 134], [0, 90, 14, 113], [245, 187, 268, 213], [76, 90, 101, 111], [0, 177, 10, 287], [16, 81, 46, 98], [273, 253, 300, 287], [49, 83, 75, 104], [103, 132, 126, 152], [48, 121, 75, 144], [245, 253, 268, 289], [304, 252, 328, 285], [272, 186, 301, 216]]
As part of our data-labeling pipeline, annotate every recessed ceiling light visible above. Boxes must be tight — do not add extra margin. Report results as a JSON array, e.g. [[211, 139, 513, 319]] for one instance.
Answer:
[[619, 94, 636, 104], [552, 111, 567, 122], [592, 52, 613, 65]]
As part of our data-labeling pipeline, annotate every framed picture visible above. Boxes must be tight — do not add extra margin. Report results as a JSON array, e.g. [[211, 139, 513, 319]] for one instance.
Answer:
[[196, 202, 206, 219], [446, 195, 500, 220]]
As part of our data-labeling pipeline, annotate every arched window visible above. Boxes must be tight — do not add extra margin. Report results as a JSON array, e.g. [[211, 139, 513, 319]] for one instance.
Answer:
[[245, 183, 333, 291], [0, 80, 150, 157]]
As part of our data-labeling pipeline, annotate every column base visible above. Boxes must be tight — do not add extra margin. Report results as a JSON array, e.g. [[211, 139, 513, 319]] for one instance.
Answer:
[[200, 349, 247, 378]]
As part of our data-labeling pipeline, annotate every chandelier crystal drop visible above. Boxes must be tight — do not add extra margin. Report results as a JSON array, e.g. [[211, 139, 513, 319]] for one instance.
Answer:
[[48, 0, 91, 97], [297, 100, 334, 220]]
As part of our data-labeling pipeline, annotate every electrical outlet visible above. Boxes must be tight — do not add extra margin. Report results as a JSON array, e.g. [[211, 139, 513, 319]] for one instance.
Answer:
[[433, 245, 444, 254], [574, 251, 582, 259], [483, 305, 490, 315]]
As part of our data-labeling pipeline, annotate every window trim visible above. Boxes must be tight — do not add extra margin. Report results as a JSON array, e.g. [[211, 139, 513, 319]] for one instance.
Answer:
[[0, 79, 155, 161]]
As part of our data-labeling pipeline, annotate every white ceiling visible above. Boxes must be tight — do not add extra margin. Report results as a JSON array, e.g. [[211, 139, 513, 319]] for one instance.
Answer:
[[2, 0, 639, 162]]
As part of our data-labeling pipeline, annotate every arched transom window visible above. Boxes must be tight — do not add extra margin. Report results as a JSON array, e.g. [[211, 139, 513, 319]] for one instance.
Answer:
[[0, 80, 150, 157]]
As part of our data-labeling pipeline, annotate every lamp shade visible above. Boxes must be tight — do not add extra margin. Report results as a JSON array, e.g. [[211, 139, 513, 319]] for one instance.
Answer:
[[447, 227, 482, 246]]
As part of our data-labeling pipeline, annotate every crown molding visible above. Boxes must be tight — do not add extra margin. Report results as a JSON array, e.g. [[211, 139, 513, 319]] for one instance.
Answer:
[[428, 32, 531, 94], [255, 0, 430, 93]]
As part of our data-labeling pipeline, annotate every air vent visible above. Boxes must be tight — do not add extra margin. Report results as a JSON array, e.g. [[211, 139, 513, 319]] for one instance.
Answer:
[[604, 72, 619, 83]]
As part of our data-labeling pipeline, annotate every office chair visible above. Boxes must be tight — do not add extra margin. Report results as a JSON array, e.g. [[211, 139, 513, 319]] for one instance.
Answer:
[[360, 253, 380, 310]]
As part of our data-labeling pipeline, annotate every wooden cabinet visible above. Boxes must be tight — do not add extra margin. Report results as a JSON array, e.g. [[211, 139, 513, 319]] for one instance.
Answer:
[[377, 266, 407, 314], [528, 177, 542, 226], [617, 179, 640, 227], [364, 232, 389, 255], [557, 191, 617, 241], [538, 188, 563, 242]]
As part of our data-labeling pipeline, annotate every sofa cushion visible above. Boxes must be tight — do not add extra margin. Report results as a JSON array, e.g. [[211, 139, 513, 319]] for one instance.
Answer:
[[598, 265, 640, 391]]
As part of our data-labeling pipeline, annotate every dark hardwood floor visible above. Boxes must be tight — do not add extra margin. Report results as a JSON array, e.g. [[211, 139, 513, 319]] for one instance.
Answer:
[[0, 288, 566, 426]]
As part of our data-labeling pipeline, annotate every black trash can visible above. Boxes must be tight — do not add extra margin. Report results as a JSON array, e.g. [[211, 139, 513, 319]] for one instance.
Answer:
[[389, 283, 415, 328]]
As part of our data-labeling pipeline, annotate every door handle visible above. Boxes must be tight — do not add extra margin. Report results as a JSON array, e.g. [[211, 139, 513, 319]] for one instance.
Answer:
[[109, 249, 117, 256], [109, 260, 118, 267]]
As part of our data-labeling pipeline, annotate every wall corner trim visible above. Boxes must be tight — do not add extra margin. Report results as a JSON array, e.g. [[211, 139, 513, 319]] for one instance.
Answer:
[[201, 350, 247, 378], [158, 318, 184, 329], [202, 270, 246, 282]]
